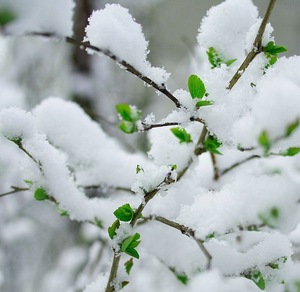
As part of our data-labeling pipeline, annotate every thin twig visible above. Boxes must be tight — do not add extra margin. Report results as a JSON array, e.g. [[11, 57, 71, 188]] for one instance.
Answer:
[[194, 126, 208, 156], [0, 186, 30, 198], [141, 122, 179, 131], [145, 215, 212, 269], [227, 0, 277, 90], [210, 153, 220, 181], [25, 32, 181, 108], [220, 155, 261, 176]]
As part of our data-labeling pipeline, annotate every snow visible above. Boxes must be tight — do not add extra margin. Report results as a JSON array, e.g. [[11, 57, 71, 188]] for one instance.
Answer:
[[85, 4, 170, 85], [2, 0, 74, 35], [197, 0, 258, 60]]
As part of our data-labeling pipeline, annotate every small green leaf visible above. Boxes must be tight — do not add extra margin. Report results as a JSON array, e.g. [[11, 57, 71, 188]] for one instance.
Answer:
[[56, 206, 69, 217], [116, 104, 133, 122], [124, 258, 134, 275], [34, 188, 48, 201], [114, 204, 134, 222], [280, 147, 300, 157], [206, 47, 223, 68], [108, 219, 120, 239], [225, 59, 237, 66], [258, 130, 271, 154], [136, 165, 144, 174], [125, 248, 139, 259], [170, 127, 192, 144], [188, 75, 206, 99], [24, 179, 33, 186], [0, 9, 16, 26], [176, 274, 189, 285], [119, 121, 137, 134], [196, 100, 213, 108], [270, 207, 279, 219], [245, 270, 266, 290], [264, 41, 287, 55], [8, 136, 22, 146], [121, 281, 129, 288], [204, 135, 222, 155], [285, 119, 299, 137]]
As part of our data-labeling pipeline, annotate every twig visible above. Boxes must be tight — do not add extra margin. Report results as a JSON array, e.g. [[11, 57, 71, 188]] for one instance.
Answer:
[[227, 0, 277, 90], [220, 155, 261, 176], [0, 186, 29, 198], [141, 122, 179, 131], [210, 153, 220, 181], [105, 252, 121, 292], [194, 126, 208, 156], [145, 215, 212, 269], [25, 32, 181, 108]]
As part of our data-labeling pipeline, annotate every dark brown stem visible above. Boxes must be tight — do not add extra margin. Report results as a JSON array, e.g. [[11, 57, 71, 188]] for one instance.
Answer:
[[227, 0, 277, 90], [0, 186, 29, 198], [146, 215, 212, 269], [141, 122, 180, 131], [210, 153, 220, 181], [194, 126, 208, 156]]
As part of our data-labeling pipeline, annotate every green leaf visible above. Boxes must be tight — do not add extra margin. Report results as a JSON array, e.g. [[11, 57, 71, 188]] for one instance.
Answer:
[[245, 270, 266, 290], [170, 127, 192, 144], [188, 75, 206, 99], [285, 119, 299, 137], [56, 206, 69, 217], [108, 219, 120, 239], [8, 136, 22, 146], [225, 59, 237, 66], [258, 130, 271, 154], [121, 233, 141, 259], [114, 204, 134, 222], [196, 100, 213, 108], [204, 135, 222, 155], [0, 9, 16, 26], [119, 121, 137, 134], [206, 47, 223, 68], [34, 188, 48, 201], [176, 274, 189, 285], [264, 41, 287, 55], [124, 258, 134, 275], [24, 179, 33, 186], [136, 164, 144, 174], [116, 104, 133, 122], [121, 281, 129, 288], [280, 147, 300, 157], [125, 247, 140, 259]]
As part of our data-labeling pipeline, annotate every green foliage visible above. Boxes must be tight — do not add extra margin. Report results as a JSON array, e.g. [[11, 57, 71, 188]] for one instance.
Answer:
[[34, 188, 48, 201], [121, 281, 129, 288], [206, 47, 236, 69], [176, 274, 189, 285], [170, 127, 193, 144], [136, 164, 144, 174], [188, 75, 206, 99], [285, 118, 299, 137], [196, 100, 213, 108], [24, 179, 33, 186], [0, 9, 16, 26], [116, 104, 142, 134], [8, 136, 22, 146], [124, 258, 134, 275], [245, 270, 266, 290], [56, 206, 69, 217], [258, 207, 280, 228], [114, 204, 134, 222], [108, 219, 120, 239], [263, 41, 287, 69], [280, 147, 300, 157], [258, 130, 271, 154], [204, 135, 222, 155], [121, 233, 141, 259]]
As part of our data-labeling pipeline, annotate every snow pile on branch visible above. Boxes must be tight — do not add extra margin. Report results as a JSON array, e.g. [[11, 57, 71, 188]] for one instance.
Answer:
[[85, 4, 170, 85]]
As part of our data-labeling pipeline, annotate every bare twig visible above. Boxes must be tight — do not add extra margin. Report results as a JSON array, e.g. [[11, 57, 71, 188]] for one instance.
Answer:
[[227, 0, 277, 89], [0, 186, 30, 198], [105, 252, 121, 292], [210, 153, 220, 181], [25, 32, 182, 108], [194, 126, 208, 156], [144, 215, 212, 269], [141, 122, 180, 131]]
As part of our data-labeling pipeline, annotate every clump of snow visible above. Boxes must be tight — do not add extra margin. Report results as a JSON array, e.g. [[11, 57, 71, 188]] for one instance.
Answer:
[[197, 0, 258, 60], [0, 108, 37, 140], [85, 4, 170, 85], [83, 274, 107, 292]]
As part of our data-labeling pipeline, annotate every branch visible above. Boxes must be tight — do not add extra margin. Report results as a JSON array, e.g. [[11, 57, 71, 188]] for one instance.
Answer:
[[140, 122, 180, 131], [144, 215, 212, 269], [26, 32, 182, 108], [0, 186, 29, 199], [220, 155, 261, 176], [210, 153, 220, 181], [105, 252, 121, 292], [227, 0, 277, 90]]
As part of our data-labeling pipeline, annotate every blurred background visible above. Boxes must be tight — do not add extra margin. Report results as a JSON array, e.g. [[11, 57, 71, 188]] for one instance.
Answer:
[[0, 0, 299, 291]]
